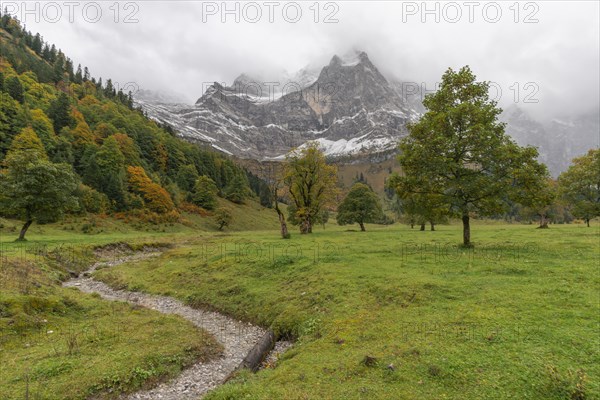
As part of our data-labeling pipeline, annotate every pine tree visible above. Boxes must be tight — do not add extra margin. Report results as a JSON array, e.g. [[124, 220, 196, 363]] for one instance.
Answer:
[[42, 43, 50, 60], [83, 136, 127, 209], [224, 174, 250, 204], [192, 175, 219, 210], [48, 92, 72, 133], [5, 76, 24, 103], [75, 64, 83, 84], [105, 79, 115, 98], [176, 164, 199, 193], [32, 33, 42, 54], [52, 53, 64, 83], [49, 44, 57, 63], [65, 58, 74, 82], [0, 92, 27, 155]]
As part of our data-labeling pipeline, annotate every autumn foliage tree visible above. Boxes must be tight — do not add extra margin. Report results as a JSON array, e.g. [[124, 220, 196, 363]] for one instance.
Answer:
[[127, 166, 175, 213], [284, 143, 338, 234], [214, 207, 232, 230]]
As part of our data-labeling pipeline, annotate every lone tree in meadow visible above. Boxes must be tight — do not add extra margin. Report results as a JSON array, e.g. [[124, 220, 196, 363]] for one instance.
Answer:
[[0, 127, 78, 240], [336, 183, 383, 231], [394, 66, 548, 247], [259, 161, 290, 239], [558, 149, 600, 227], [214, 207, 232, 231], [284, 143, 338, 234]]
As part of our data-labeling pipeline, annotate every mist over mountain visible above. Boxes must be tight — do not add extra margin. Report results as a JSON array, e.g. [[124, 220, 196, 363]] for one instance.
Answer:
[[135, 51, 599, 175], [501, 105, 600, 176]]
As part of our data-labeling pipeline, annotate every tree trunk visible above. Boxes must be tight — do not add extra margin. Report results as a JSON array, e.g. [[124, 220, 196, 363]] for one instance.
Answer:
[[410, 222, 414, 229], [538, 214, 549, 229], [18, 220, 33, 241], [420, 223, 425, 231], [462, 214, 471, 247], [275, 202, 289, 238], [359, 222, 366, 232], [586, 218, 590, 227], [430, 222, 435, 231], [300, 217, 312, 234]]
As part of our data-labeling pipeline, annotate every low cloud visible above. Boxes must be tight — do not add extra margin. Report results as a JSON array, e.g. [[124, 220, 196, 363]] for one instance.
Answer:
[[14, 1, 599, 120]]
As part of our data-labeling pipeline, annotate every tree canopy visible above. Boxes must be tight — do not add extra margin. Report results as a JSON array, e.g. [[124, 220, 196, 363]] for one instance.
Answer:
[[558, 149, 600, 227], [392, 66, 549, 246], [192, 175, 219, 211], [0, 128, 78, 240], [336, 183, 383, 231], [283, 143, 338, 234]]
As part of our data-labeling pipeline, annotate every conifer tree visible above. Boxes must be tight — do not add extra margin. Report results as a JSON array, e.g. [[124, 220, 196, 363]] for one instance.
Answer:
[[192, 175, 219, 210], [5, 76, 24, 103], [48, 92, 72, 133]]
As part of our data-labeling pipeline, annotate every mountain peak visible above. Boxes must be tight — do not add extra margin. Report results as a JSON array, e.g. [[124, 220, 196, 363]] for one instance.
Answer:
[[327, 51, 372, 68], [329, 55, 343, 66]]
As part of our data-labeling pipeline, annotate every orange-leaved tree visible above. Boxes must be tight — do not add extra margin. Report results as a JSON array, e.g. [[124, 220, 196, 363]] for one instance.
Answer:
[[127, 166, 175, 213]]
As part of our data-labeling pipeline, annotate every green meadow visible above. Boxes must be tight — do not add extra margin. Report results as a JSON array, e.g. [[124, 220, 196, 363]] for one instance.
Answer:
[[83, 221, 598, 400]]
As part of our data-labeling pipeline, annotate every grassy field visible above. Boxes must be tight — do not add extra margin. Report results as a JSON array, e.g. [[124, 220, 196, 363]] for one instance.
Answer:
[[0, 222, 224, 399], [0, 200, 279, 399], [89, 221, 599, 400], [2, 212, 598, 399]]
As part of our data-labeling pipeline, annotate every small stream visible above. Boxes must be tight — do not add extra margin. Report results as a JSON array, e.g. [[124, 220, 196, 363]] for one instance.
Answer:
[[63, 252, 291, 400]]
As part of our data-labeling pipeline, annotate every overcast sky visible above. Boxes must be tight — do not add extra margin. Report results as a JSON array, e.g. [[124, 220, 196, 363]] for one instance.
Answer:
[[10, 1, 600, 121]]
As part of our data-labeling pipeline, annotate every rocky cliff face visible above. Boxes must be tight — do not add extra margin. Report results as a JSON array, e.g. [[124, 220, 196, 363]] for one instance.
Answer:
[[136, 51, 420, 161], [501, 105, 599, 176], [134, 52, 598, 174]]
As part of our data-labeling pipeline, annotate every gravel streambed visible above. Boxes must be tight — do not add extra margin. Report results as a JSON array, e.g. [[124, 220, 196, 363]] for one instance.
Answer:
[[63, 251, 290, 399]]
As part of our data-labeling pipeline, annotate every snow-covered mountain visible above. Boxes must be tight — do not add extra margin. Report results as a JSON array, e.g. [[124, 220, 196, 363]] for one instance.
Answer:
[[135, 51, 420, 161], [134, 52, 598, 174]]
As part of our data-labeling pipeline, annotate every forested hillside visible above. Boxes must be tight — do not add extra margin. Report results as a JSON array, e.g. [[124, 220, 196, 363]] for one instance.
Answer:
[[0, 13, 266, 235]]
